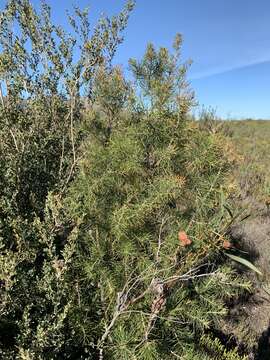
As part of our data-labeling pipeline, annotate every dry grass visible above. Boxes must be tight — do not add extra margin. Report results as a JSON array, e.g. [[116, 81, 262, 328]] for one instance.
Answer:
[[220, 120, 270, 357], [228, 120, 270, 206]]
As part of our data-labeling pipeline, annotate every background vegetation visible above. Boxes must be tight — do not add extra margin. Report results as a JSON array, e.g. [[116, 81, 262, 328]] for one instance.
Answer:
[[220, 120, 270, 359]]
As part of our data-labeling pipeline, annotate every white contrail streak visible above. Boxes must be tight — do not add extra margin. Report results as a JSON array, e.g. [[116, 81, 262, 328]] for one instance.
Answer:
[[189, 58, 270, 80]]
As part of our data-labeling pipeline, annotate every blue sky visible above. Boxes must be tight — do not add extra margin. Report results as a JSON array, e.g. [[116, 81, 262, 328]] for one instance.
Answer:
[[3, 0, 270, 119]]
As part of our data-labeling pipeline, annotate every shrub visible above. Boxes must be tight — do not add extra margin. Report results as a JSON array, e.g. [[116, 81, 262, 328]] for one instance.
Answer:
[[0, 1, 249, 359], [64, 38, 249, 359], [0, 1, 134, 358]]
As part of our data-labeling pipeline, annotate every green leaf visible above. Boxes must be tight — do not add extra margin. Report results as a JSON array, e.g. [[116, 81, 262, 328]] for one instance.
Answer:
[[225, 253, 262, 276]]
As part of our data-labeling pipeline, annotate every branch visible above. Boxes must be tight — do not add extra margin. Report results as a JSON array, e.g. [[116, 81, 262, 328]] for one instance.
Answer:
[[164, 265, 217, 289], [97, 262, 216, 356], [0, 83, 5, 108], [9, 129, 19, 152], [156, 217, 166, 263], [97, 266, 157, 357], [98, 310, 120, 360], [58, 136, 65, 179]]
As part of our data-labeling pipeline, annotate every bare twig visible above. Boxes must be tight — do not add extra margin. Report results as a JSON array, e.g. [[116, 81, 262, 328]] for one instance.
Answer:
[[61, 155, 82, 193], [171, 350, 182, 358], [9, 129, 19, 152], [0, 83, 5, 108], [164, 270, 217, 291], [58, 136, 65, 179], [75, 279, 81, 306], [126, 287, 150, 307], [156, 217, 166, 263], [70, 95, 76, 164], [99, 310, 121, 360], [123, 310, 188, 325]]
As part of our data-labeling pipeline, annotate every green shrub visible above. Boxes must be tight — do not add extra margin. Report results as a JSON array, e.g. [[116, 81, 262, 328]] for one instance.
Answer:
[[0, 1, 134, 358], [64, 38, 249, 359], [0, 1, 250, 359]]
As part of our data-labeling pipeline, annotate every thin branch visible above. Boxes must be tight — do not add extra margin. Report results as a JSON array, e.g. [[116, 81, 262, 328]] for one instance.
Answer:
[[0, 83, 5, 108], [164, 269, 217, 288], [9, 129, 19, 152], [75, 279, 81, 307], [171, 351, 182, 358], [123, 310, 188, 325], [156, 217, 166, 263], [58, 136, 65, 179], [126, 287, 150, 307], [70, 95, 76, 164], [99, 310, 120, 360], [61, 154, 82, 193]]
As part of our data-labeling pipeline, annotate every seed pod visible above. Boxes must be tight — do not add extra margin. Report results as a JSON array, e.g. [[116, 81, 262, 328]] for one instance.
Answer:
[[223, 240, 232, 250], [178, 230, 192, 247]]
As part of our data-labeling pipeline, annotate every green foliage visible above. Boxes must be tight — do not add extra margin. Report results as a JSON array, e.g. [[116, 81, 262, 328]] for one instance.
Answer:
[[199, 335, 248, 360], [0, 1, 251, 359], [0, 1, 134, 358], [225, 253, 262, 276], [64, 39, 250, 359], [129, 33, 195, 114], [0, 0, 134, 216]]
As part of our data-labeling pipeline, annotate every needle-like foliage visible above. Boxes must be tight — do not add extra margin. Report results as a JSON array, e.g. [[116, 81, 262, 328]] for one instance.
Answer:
[[64, 38, 250, 359]]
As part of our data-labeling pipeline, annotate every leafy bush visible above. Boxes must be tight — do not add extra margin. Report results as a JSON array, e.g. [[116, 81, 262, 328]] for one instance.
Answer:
[[0, 1, 134, 358], [0, 1, 250, 359]]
